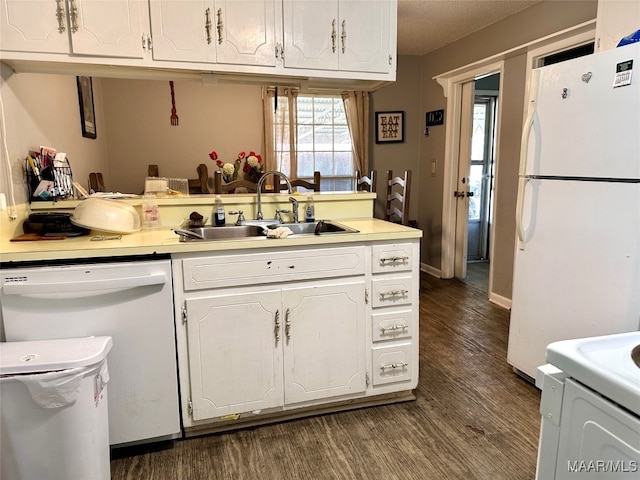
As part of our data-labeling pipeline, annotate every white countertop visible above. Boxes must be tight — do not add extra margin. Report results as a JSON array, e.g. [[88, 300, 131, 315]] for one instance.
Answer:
[[0, 217, 422, 264]]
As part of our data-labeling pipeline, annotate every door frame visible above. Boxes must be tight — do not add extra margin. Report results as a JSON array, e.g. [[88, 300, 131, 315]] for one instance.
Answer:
[[436, 60, 504, 287], [434, 22, 596, 296]]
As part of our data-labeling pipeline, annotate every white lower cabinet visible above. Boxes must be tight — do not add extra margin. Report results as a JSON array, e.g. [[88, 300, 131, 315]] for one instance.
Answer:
[[173, 240, 418, 432], [184, 280, 366, 421], [185, 288, 284, 420], [368, 241, 419, 393]]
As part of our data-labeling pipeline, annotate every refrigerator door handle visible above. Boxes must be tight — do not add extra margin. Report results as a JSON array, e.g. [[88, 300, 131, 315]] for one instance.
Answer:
[[516, 69, 540, 250], [516, 176, 530, 250], [519, 69, 540, 177]]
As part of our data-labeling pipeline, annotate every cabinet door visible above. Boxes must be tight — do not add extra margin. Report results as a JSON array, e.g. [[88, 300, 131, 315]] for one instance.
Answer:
[[283, 280, 366, 405], [215, 0, 277, 66], [0, 0, 70, 53], [70, 0, 147, 58], [282, 0, 338, 70], [149, 0, 215, 62], [338, 0, 391, 73], [185, 289, 283, 420]]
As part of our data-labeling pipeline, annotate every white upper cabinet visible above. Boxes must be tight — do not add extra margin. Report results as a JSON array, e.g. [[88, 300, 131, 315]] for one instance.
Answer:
[[283, 0, 394, 73], [149, 0, 279, 66], [0, 0, 149, 58]]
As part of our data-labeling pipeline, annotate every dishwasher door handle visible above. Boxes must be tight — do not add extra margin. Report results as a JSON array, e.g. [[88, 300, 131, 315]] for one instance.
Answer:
[[2, 272, 167, 295]]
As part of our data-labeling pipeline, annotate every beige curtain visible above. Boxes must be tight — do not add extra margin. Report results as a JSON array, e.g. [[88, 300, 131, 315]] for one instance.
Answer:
[[262, 86, 299, 179], [341, 91, 370, 173]]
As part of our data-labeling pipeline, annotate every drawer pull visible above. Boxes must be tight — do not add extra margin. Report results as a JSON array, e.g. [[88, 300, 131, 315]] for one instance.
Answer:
[[380, 255, 409, 265], [379, 289, 408, 300], [380, 362, 408, 372], [380, 324, 408, 335]]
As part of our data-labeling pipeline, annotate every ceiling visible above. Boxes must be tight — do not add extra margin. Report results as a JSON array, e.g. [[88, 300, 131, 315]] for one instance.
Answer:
[[397, 0, 543, 56]]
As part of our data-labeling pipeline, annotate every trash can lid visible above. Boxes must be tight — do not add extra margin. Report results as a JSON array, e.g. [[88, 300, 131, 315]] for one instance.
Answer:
[[0, 336, 112, 375]]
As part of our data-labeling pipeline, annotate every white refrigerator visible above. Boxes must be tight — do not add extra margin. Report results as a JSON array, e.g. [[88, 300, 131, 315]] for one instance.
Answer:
[[507, 42, 640, 380]]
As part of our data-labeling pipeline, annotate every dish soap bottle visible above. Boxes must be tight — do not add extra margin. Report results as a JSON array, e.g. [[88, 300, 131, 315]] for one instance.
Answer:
[[305, 195, 315, 223], [214, 195, 225, 226]]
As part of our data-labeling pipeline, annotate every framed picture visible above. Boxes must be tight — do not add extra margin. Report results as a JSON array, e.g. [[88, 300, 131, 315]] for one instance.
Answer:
[[77, 76, 96, 139], [375, 111, 404, 143]]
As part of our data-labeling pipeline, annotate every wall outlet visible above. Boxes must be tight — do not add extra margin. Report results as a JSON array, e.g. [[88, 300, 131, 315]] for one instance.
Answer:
[[430, 159, 437, 177]]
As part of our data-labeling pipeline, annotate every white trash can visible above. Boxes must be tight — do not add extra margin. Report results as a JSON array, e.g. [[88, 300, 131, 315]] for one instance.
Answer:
[[0, 336, 112, 480]]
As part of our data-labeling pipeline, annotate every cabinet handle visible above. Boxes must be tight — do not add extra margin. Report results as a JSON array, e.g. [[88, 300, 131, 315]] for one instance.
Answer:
[[142, 34, 153, 53], [331, 19, 336, 53], [204, 8, 212, 45], [380, 324, 408, 335], [69, 0, 79, 33], [216, 8, 223, 44], [285, 308, 291, 341], [274, 309, 280, 341], [380, 362, 408, 372], [341, 20, 346, 53], [380, 255, 409, 265], [55, 0, 66, 33], [379, 289, 408, 300], [275, 43, 284, 61], [389, 54, 393, 66]]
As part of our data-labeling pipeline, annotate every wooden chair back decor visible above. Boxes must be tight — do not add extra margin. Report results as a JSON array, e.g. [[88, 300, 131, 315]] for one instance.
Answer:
[[89, 172, 105, 193], [275, 171, 321, 192], [355, 170, 376, 193], [147, 164, 210, 194], [385, 170, 412, 225], [213, 171, 260, 194]]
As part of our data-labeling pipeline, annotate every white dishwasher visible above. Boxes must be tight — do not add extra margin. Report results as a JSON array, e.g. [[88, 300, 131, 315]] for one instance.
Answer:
[[0, 257, 181, 447]]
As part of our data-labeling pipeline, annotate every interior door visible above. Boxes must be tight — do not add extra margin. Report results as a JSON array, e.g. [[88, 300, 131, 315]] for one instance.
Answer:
[[453, 81, 474, 279], [467, 95, 496, 261]]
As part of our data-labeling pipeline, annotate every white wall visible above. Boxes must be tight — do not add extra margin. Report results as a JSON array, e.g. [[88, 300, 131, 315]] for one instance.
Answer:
[[0, 67, 109, 206], [102, 79, 264, 194]]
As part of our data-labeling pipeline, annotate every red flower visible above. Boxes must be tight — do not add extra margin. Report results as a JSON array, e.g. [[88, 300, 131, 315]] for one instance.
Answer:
[[216, 160, 223, 168], [243, 164, 250, 173], [208, 151, 218, 161], [237, 151, 246, 159]]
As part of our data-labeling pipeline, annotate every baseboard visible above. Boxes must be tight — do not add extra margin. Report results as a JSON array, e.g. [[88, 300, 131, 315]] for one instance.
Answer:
[[420, 262, 441, 278], [489, 291, 512, 310]]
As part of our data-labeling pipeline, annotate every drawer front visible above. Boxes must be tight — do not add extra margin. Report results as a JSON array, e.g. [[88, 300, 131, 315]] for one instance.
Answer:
[[182, 246, 365, 291], [372, 343, 413, 386], [372, 309, 412, 342], [371, 276, 412, 308], [371, 243, 412, 274]]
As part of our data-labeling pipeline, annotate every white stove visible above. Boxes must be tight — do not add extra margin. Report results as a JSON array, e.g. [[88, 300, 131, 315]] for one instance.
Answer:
[[535, 331, 640, 479]]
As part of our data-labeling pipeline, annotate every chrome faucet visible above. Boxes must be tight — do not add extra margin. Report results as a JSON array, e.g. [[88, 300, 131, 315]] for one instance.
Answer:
[[256, 171, 293, 220], [288, 196, 299, 223]]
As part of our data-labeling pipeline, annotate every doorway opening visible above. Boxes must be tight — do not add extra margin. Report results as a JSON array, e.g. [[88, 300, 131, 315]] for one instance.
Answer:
[[454, 74, 498, 293], [464, 74, 499, 292]]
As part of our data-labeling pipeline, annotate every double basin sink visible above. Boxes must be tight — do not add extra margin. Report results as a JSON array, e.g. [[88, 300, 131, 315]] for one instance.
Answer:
[[176, 220, 358, 242]]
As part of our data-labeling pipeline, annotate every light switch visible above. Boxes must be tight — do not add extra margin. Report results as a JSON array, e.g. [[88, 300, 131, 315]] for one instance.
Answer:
[[430, 159, 437, 177]]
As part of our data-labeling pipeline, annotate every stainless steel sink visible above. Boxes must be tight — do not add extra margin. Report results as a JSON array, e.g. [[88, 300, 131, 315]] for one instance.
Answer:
[[175, 220, 358, 242], [271, 220, 359, 235], [176, 224, 266, 242]]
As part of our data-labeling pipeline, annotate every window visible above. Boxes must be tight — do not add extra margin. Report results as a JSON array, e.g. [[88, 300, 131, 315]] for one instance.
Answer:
[[273, 94, 354, 192]]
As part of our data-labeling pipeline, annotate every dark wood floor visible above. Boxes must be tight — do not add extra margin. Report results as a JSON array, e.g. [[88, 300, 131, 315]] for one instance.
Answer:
[[110, 273, 541, 480]]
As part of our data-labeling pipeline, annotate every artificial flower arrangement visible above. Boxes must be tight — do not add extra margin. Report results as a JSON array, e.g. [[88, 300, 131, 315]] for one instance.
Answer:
[[209, 150, 241, 183], [208, 150, 264, 183], [242, 151, 264, 183]]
